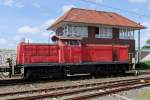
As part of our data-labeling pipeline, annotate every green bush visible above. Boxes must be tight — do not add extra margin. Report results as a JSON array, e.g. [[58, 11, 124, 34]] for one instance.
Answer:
[[139, 61, 150, 69]]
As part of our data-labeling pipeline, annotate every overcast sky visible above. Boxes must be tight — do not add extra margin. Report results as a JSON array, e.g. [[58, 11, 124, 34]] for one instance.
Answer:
[[0, 0, 150, 49]]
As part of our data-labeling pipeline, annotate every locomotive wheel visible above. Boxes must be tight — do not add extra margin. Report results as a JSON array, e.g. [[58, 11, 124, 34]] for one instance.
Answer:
[[52, 73, 66, 79], [24, 70, 32, 80]]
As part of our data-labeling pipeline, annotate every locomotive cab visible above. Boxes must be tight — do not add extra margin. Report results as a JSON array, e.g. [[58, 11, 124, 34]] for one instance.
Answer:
[[52, 36, 82, 64], [52, 35, 82, 46]]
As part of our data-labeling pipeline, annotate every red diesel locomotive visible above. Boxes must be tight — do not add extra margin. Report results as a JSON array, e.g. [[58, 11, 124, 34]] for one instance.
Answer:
[[17, 36, 129, 79]]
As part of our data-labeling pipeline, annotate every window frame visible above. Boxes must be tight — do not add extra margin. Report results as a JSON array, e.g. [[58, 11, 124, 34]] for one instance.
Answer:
[[95, 26, 113, 39], [63, 25, 88, 37], [64, 40, 80, 46], [119, 28, 134, 40]]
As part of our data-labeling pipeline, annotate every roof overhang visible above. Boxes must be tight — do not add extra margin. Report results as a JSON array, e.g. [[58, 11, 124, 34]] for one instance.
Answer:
[[48, 21, 146, 31]]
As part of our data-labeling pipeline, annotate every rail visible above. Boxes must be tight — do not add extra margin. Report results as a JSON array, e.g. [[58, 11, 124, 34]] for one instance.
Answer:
[[0, 76, 150, 100]]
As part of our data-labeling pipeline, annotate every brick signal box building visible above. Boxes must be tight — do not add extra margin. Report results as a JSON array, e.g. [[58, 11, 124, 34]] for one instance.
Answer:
[[48, 8, 145, 62]]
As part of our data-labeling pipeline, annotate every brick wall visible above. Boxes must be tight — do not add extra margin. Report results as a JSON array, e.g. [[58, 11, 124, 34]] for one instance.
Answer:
[[82, 26, 135, 57]]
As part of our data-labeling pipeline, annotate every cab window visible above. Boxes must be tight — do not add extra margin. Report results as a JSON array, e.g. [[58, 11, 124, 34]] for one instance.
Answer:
[[64, 40, 80, 46]]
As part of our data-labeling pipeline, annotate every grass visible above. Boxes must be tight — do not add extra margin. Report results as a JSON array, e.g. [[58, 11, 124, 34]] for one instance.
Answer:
[[139, 61, 150, 70]]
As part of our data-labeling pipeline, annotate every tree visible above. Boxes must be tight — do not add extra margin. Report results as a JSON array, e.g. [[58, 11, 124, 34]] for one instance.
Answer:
[[146, 39, 150, 45], [142, 39, 150, 50]]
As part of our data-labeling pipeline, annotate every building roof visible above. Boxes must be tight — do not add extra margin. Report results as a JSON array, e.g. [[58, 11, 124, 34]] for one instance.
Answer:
[[48, 8, 145, 30]]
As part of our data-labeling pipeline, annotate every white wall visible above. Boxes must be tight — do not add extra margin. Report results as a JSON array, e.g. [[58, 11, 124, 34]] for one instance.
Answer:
[[0, 50, 16, 68]]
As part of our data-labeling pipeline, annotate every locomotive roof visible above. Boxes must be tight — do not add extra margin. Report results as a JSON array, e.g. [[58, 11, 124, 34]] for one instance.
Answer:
[[47, 8, 145, 30], [52, 35, 82, 41]]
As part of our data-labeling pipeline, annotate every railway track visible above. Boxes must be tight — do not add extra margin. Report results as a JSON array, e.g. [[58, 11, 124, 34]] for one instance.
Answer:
[[0, 71, 149, 87], [0, 78, 55, 86], [0, 76, 150, 100]]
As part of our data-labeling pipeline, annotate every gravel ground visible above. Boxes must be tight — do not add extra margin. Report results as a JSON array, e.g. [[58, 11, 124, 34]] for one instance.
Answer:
[[0, 72, 21, 80], [0, 72, 9, 79], [0, 74, 150, 94], [95, 86, 150, 100]]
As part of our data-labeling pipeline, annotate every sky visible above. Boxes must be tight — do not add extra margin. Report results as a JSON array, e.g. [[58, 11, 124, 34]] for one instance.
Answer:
[[0, 0, 150, 49]]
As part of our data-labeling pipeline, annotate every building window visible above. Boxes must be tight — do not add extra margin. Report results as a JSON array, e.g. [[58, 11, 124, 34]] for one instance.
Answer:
[[56, 27, 64, 36], [119, 29, 134, 39], [95, 27, 112, 38], [63, 25, 88, 37]]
